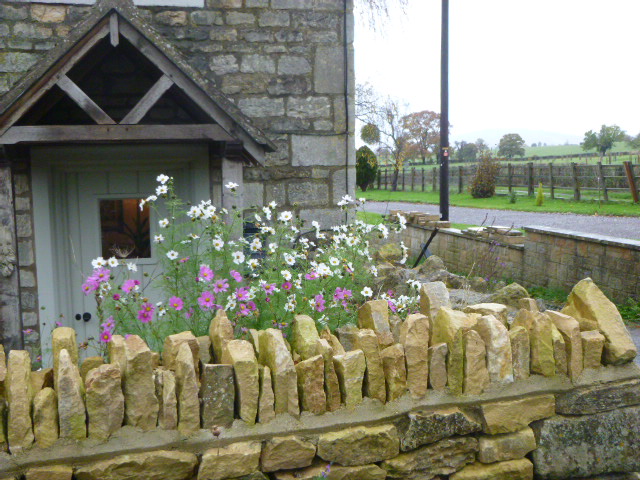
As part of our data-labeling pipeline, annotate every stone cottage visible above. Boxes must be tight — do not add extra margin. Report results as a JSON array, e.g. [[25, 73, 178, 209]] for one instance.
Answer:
[[0, 0, 355, 357]]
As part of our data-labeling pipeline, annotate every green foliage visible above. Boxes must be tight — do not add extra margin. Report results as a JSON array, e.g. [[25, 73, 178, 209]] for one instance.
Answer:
[[619, 298, 640, 325], [356, 146, 378, 192], [535, 182, 544, 206], [360, 123, 380, 145], [528, 286, 568, 305], [469, 154, 500, 199], [498, 133, 526, 159], [454, 141, 478, 162], [509, 191, 517, 204], [581, 125, 627, 156]]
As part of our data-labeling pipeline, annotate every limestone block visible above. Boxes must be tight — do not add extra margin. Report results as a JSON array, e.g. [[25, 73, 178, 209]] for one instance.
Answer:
[[489, 283, 530, 309], [0, 400, 6, 452], [400, 407, 482, 452], [480, 394, 555, 434], [320, 328, 346, 356], [33, 387, 58, 448], [518, 298, 539, 312], [478, 427, 536, 464], [57, 349, 86, 440], [463, 329, 490, 395], [86, 364, 124, 440], [546, 310, 583, 380], [333, 350, 366, 408], [272, 461, 386, 480], [80, 356, 104, 382], [511, 308, 535, 333], [358, 299, 391, 333], [52, 327, 78, 384], [562, 278, 637, 364], [400, 313, 430, 398], [198, 441, 261, 480], [261, 435, 316, 472], [6, 350, 33, 453], [551, 326, 568, 376], [108, 335, 127, 374], [199, 364, 234, 429], [197, 336, 212, 365], [123, 335, 159, 430], [354, 329, 386, 403], [447, 329, 464, 396], [74, 450, 198, 480], [258, 328, 299, 416], [248, 329, 262, 358], [164, 331, 200, 376], [381, 437, 478, 480], [155, 369, 177, 430], [317, 424, 399, 466], [419, 281, 451, 321], [316, 339, 341, 412], [431, 307, 468, 347], [531, 405, 640, 478], [473, 315, 513, 384], [530, 313, 555, 377], [222, 340, 259, 424], [25, 465, 73, 480], [380, 343, 407, 401], [582, 330, 605, 369], [291, 314, 320, 360], [336, 325, 359, 352], [175, 343, 200, 434], [555, 379, 640, 415], [428, 342, 448, 391], [258, 366, 275, 424], [464, 303, 508, 326], [450, 459, 534, 480], [209, 309, 234, 362], [296, 354, 326, 414], [509, 326, 530, 381]]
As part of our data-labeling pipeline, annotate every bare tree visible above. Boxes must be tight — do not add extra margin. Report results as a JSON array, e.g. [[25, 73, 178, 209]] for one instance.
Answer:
[[355, 0, 409, 30]]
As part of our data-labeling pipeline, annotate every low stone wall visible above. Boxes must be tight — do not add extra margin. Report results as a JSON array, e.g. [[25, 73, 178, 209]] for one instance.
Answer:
[[1, 278, 639, 479], [399, 224, 640, 302]]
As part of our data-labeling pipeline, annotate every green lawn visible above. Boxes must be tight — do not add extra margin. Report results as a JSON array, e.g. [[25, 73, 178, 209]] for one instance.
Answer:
[[360, 189, 640, 217]]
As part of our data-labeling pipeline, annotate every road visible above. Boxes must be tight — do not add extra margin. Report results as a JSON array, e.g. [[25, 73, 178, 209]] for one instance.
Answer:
[[365, 201, 640, 240]]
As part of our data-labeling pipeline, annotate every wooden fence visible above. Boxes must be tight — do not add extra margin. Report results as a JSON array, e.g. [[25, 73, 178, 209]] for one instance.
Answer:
[[376, 161, 640, 202]]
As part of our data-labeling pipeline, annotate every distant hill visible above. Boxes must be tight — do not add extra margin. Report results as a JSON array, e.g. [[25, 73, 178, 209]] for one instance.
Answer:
[[524, 142, 633, 158], [453, 129, 583, 147]]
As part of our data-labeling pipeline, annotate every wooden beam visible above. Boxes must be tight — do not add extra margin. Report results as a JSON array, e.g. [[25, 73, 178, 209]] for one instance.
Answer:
[[57, 74, 115, 125], [121, 74, 173, 125], [109, 13, 119, 47], [0, 124, 234, 144]]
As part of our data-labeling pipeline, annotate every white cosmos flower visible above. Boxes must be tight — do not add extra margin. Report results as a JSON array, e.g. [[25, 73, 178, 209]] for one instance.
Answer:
[[278, 211, 293, 222], [329, 257, 340, 266], [139, 199, 146, 211], [154, 234, 165, 244], [250, 238, 262, 252], [225, 297, 237, 311], [225, 182, 239, 190], [268, 201, 277, 209], [166, 250, 179, 260], [91, 257, 106, 269], [187, 206, 202, 219], [283, 253, 296, 266], [370, 265, 378, 277], [157, 174, 170, 184], [268, 243, 277, 254], [361, 287, 373, 298], [107, 257, 119, 268], [284, 302, 295, 312], [317, 263, 332, 277], [126, 262, 138, 272], [212, 237, 224, 251], [247, 258, 260, 269], [261, 226, 275, 235], [156, 185, 168, 195], [159, 218, 169, 228], [281, 270, 292, 281], [232, 251, 245, 264]]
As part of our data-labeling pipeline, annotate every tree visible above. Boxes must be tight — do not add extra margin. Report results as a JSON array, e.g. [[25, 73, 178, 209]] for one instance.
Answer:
[[581, 125, 626, 156], [498, 133, 526, 159], [401, 110, 441, 164], [470, 154, 500, 198], [356, 0, 408, 29], [475, 138, 491, 156], [453, 141, 478, 163], [356, 146, 378, 191]]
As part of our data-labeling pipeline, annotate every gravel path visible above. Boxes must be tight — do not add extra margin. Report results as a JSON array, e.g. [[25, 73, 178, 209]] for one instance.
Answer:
[[365, 201, 640, 240]]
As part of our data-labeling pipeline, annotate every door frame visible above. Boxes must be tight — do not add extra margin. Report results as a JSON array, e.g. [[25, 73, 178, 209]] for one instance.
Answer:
[[31, 143, 210, 363]]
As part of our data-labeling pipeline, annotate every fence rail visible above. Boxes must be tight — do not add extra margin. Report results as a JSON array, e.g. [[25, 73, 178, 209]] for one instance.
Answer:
[[375, 161, 640, 202]]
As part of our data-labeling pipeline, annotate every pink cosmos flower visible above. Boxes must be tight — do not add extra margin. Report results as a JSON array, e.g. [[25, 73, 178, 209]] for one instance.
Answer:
[[137, 302, 155, 323], [100, 329, 113, 343], [282, 282, 292, 291], [82, 281, 99, 295], [305, 271, 319, 280], [230, 270, 243, 282], [185, 307, 194, 319], [101, 316, 115, 331], [238, 303, 251, 316], [235, 287, 250, 302], [198, 291, 216, 310], [213, 278, 229, 293], [198, 265, 214, 282], [388, 300, 397, 313], [90, 267, 111, 284], [247, 301, 257, 311], [55, 321, 63, 327], [168, 296, 184, 311], [263, 283, 277, 295], [122, 279, 141, 293], [113, 294, 121, 301], [180, 257, 190, 264], [333, 287, 353, 301], [313, 294, 326, 312]]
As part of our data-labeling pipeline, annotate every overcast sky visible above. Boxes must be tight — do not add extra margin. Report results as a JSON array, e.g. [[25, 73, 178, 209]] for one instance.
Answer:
[[354, 0, 640, 146]]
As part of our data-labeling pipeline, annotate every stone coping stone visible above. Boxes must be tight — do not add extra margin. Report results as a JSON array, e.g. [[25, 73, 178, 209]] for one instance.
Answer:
[[555, 378, 640, 415], [524, 226, 640, 250], [0, 363, 637, 476], [406, 224, 525, 251]]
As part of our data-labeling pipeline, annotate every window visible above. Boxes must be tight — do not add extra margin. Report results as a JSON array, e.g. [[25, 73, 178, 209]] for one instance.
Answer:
[[100, 198, 151, 259], [14, 0, 205, 6]]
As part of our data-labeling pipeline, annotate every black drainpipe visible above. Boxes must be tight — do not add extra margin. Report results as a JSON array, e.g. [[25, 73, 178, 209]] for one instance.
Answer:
[[343, 0, 351, 224]]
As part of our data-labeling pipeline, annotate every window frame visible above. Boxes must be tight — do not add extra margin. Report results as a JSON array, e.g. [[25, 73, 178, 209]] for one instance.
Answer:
[[12, 0, 205, 6]]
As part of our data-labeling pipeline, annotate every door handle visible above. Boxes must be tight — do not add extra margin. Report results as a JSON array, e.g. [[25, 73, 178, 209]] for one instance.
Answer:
[[82, 312, 92, 322]]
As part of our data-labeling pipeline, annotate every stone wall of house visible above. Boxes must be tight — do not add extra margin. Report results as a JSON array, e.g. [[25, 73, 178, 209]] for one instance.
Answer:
[[0, 282, 639, 479]]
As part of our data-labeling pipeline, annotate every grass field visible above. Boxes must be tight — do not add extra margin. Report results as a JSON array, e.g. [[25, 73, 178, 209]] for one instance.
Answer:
[[360, 189, 640, 217], [524, 141, 632, 157]]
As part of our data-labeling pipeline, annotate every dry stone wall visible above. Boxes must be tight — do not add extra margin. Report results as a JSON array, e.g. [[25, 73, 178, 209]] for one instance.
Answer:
[[0, 278, 639, 479]]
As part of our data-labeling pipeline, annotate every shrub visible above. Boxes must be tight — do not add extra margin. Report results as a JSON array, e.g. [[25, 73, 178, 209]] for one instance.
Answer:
[[535, 182, 544, 206], [509, 191, 517, 204], [469, 154, 500, 198], [356, 145, 378, 191], [83, 176, 419, 352]]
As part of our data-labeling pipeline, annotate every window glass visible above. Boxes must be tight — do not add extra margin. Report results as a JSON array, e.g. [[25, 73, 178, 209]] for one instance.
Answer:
[[100, 198, 151, 259]]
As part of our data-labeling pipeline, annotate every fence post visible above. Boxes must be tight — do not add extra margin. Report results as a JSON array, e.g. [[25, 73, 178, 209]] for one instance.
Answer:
[[548, 163, 555, 199], [402, 168, 405, 191], [597, 161, 608, 202], [623, 161, 639, 203], [571, 162, 581, 201], [377, 170, 381, 190], [432, 167, 437, 191], [507, 163, 513, 193], [527, 162, 534, 196], [411, 167, 415, 191], [458, 165, 463, 193], [421, 168, 425, 191]]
